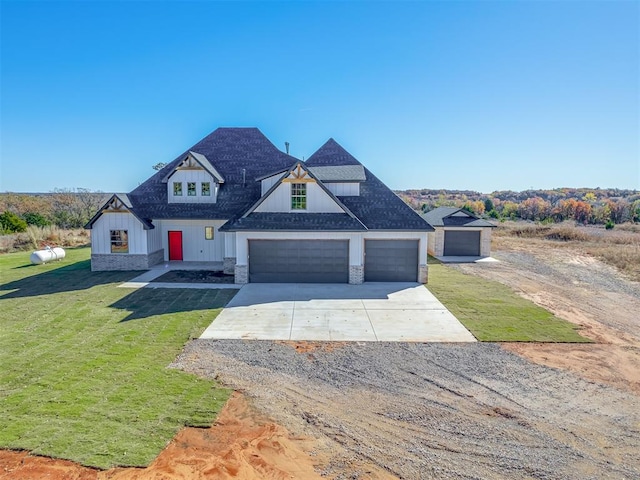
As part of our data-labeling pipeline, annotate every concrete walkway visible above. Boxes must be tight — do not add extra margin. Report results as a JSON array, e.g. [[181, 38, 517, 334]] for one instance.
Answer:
[[200, 283, 476, 342], [435, 256, 499, 263]]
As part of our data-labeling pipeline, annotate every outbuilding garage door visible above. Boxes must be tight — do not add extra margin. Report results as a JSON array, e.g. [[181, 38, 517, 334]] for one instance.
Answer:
[[248, 240, 349, 283], [443, 231, 481, 256], [364, 240, 418, 282]]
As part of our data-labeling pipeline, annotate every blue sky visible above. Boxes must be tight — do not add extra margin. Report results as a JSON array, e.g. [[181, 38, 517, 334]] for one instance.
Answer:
[[1, 0, 638, 193]]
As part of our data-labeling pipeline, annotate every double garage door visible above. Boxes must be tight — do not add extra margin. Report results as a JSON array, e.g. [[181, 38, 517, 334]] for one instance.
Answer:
[[248, 239, 419, 283], [443, 230, 481, 256], [249, 240, 349, 283]]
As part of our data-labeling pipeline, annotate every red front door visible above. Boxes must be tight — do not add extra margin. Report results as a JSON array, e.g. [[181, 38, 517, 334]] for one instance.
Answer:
[[168, 231, 183, 261]]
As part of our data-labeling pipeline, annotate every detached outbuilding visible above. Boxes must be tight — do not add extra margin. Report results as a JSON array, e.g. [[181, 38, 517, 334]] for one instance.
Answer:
[[422, 207, 496, 258]]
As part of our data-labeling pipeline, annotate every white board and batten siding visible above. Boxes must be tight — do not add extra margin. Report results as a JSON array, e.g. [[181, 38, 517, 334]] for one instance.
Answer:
[[325, 182, 360, 196], [167, 169, 218, 204], [147, 225, 163, 253], [224, 232, 236, 258], [261, 173, 284, 196], [156, 219, 226, 262], [90, 212, 148, 254], [255, 182, 344, 213]]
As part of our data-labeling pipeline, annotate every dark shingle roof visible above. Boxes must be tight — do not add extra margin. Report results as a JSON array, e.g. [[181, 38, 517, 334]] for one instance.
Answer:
[[219, 213, 366, 231], [125, 128, 432, 232], [422, 207, 496, 228], [303, 138, 362, 166], [305, 140, 433, 231], [128, 128, 297, 220]]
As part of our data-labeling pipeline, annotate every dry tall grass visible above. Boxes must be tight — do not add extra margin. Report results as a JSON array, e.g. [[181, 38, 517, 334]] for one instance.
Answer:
[[495, 222, 640, 282], [0, 226, 89, 254]]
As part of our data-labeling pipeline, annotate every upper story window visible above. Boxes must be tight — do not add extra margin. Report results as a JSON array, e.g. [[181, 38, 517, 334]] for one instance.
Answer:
[[201, 182, 211, 196], [187, 182, 196, 196], [291, 183, 307, 210], [173, 182, 182, 196]]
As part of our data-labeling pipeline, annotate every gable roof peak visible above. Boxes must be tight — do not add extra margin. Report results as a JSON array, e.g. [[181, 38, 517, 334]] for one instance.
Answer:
[[306, 137, 362, 167], [160, 150, 225, 184]]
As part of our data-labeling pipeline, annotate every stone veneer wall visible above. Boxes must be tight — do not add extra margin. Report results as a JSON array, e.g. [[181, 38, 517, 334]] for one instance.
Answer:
[[349, 265, 364, 284], [91, 249, 164, 271], [234, 264, 248, 284], [418, 264, 428, 284], [427, 231, 437, 256], [223, 257, 236, 275], [148, 249, 164, 267], [480, 229, 492, 257], [433, 229, 445, 257]]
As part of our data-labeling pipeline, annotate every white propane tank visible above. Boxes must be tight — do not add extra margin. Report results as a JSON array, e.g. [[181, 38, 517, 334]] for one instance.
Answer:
[[30, 246, 66, 265]]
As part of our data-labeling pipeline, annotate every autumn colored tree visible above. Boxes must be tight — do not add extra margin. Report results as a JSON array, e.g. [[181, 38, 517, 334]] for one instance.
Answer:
[[561, 198, 578, 219], [573, 201, 593, 224], [606, 199, 630, 224], [500, 201, 519, 219], [518, 197, 552, 221], [462, 200, 485, 216]]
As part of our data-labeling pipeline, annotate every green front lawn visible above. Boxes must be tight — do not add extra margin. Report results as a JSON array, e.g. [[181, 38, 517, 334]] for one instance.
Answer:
[[0, 248, 237, 468], [427, 260, 590, 342]]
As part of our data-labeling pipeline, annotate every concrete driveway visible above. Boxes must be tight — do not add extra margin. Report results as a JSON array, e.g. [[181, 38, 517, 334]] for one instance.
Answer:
[[200, 283, 476, 342]]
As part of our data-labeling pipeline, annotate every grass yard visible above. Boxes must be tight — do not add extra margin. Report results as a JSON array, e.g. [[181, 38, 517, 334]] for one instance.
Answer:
[[0, 247, 237, 468], [427, 259, 590, 342]]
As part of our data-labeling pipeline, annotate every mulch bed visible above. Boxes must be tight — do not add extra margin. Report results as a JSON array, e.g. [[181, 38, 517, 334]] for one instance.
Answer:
[[151, 270, 235, 284]]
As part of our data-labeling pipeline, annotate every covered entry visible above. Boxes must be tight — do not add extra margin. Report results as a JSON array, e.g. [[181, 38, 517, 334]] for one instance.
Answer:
[[443, 231, 481, 256], [364, 239, 418, 282], [248, 239, 349, 283]]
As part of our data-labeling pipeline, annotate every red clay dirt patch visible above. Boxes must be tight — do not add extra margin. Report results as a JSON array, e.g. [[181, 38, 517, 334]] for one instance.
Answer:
[[277, 341, 347, 354], [0, 392, 325, 480]]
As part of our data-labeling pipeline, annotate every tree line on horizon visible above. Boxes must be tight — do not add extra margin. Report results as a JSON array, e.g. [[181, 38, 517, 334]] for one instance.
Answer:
[[1, 187, 639, 235], [396, 187, 640, 226], [0, 189, 106, 234]]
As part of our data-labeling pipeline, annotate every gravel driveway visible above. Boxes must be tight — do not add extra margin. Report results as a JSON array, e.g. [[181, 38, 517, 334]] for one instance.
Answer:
[[173, 340, 639, 479]]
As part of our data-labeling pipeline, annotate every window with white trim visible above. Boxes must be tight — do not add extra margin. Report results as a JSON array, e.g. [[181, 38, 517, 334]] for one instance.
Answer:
[[173, 182, 182, 196], [205, 226, 214, 240], [201, 182, 211, 196], [187, 182, 196, 196]]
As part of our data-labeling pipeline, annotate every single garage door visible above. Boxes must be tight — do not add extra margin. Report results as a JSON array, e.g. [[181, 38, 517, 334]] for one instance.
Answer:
[[444, 230, 481, 256], [248, 240, 349, 283], [364, 240, 419, 282]]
